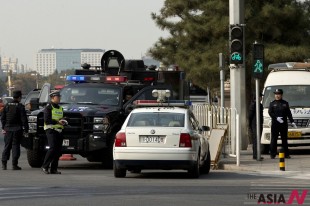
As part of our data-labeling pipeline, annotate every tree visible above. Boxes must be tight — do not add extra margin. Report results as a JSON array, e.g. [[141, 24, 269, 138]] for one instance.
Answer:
[[149, 0, 310, 94]]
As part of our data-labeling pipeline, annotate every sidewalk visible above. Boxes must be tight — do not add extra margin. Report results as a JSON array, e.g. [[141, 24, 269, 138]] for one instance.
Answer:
[[217, 145, 310, 172]]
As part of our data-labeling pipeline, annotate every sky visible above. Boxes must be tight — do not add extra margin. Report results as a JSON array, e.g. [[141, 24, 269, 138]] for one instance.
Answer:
[[0, 0, 167, 69]]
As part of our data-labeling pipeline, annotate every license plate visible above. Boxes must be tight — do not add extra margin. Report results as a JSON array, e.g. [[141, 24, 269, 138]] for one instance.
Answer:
[[62, 139, 69, 146], [140, 136, 164, 143], [288, 131, 302, 138]]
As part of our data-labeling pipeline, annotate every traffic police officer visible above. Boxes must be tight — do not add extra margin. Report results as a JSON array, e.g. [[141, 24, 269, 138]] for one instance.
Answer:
[[268, 89, 296, 159], [1, 90, 29, 170], [41, 91, 67, 174]]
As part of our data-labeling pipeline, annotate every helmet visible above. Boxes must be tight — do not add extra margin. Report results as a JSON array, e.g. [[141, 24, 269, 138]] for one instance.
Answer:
[[50, 91, 61, 97]]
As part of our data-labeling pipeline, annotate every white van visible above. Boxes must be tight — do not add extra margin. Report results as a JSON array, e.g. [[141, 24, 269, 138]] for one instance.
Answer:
[[261, 62, 310, 153]]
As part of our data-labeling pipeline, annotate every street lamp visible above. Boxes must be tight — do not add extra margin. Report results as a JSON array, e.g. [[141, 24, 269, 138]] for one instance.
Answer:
[[31, 72, 39, 89], [60, 73, 67, 85]]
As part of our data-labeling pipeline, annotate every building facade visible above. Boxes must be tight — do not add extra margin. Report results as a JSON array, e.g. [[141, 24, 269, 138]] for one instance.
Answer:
[[35, 49, 105, 76]]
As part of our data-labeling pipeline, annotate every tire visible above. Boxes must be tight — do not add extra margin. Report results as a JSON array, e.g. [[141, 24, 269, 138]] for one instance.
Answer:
[[188, 155, 200, 178], [102, 135, 116, 169], [260, 144, 269, 154], [114, 162, 126, 178], [130, 169, 141, 174], [86, 151, 103, 162], [200, 150, 211, 174], [27, 149, 45, 168]]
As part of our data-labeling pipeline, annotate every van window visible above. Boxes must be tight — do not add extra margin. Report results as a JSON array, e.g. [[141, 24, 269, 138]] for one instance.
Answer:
[[263, 85, 310, 108]]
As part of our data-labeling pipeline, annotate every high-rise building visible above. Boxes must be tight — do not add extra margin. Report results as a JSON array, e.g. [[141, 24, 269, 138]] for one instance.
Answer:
[[1, 57, 18, 73], [35, 49, 105, 76]]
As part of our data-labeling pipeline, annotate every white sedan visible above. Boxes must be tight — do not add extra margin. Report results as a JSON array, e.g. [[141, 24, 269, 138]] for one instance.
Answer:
[[113, 101, 210, 178]]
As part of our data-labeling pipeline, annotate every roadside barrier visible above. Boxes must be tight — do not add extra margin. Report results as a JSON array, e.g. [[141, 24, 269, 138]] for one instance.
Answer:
[[59, 154, 76, 161], [279, 148, 285, 171], [192, 104, 238, 165]]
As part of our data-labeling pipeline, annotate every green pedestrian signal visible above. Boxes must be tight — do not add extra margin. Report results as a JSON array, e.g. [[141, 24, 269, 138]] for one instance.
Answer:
[[252, 43, 264, 79]]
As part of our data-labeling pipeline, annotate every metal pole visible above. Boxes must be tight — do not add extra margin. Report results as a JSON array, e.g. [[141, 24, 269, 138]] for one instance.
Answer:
[[220, 69, 225, 123], [236, 113, 240, 166], [219, 53, 225, 123], [255, 79, 261, 160], [36, 74, 39, 89], [230, 0, 247, 151]]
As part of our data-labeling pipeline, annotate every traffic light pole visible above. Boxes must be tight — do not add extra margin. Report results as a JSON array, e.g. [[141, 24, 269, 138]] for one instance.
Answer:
[[255, 79, 261, 161], [229, 0, 247, 167]]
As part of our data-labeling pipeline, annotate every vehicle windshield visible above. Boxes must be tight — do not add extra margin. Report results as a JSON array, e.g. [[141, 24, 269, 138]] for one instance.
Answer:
[[263, 85, 310, 108], [60, 86, 121, 106], [127, 112, 185, 127]]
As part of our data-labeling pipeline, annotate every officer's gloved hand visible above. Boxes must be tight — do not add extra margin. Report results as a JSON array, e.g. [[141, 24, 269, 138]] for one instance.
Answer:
[[277, 117, 284, 123], [292, 122, 297, 129], [59, 119, 68, 126]]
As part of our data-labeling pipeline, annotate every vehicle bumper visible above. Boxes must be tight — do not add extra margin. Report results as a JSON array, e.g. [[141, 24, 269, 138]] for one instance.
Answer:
[[114, 147, 197, 170], [261, 128, 310, 145]]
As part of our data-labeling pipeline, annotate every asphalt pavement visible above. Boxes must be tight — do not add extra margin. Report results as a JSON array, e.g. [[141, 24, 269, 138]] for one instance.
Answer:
[[218, 145, 310, 173]]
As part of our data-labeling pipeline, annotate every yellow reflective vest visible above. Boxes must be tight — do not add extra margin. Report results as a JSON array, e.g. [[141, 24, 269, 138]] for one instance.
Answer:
[[44, 104, 64, 130]]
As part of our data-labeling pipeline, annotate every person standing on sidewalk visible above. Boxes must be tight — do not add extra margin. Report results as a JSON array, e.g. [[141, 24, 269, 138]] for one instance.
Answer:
[[249, 93, 264, 161], [41, 91, 67, 174], [268, 89, 297, 159], [1, 90, 29, 170]]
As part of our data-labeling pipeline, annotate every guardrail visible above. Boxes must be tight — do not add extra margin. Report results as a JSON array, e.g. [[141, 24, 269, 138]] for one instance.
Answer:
[[192, 104, 238, 159]]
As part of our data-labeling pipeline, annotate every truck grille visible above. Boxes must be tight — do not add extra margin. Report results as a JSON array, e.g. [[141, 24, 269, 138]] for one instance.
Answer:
[[289, 119, 309, 128], [63, 113, 93, 139]]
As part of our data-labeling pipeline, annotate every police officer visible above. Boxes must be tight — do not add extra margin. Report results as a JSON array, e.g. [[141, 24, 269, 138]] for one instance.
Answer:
[[248, 93, 264, 160], [1, 90, 29, 170], [268, 89, 297, 159], [41, 91, 67, 174]]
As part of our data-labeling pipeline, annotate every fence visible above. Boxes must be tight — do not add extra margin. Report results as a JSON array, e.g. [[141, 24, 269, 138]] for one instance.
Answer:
[[192, 104, 238, 158]]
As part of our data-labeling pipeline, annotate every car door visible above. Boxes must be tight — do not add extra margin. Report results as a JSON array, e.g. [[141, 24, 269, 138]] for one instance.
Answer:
[[189, 111, 207, 161], [38, 83, 51, 104]]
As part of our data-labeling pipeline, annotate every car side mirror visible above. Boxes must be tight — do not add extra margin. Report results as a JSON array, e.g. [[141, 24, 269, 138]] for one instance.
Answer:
[[124, 104, 134, 114], [201, 126, 210, 131]]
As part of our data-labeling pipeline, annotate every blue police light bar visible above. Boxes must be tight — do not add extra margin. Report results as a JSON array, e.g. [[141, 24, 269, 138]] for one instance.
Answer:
[[66, 75, 86, 82]]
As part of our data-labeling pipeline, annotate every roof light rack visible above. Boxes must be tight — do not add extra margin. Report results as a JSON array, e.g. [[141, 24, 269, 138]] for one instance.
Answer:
[[268, 62, 310, 71], [133, 100, 192, 108]]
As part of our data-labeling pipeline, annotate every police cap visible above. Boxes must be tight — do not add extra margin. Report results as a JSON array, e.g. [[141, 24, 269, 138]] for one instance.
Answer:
[[50, 91, 61, 97], [274, 89, 283, 94], [12, 90, 22, 98]]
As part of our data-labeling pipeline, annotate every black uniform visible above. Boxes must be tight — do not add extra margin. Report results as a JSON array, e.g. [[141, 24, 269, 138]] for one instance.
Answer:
[[1, 99, 28, 170], [41, 102, 64, 174], [268, 99, 294, 157], [248, 100, 263, 159]]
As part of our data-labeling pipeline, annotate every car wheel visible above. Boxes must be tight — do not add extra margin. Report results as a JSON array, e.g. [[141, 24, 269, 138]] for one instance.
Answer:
[[114, 162, 126, 178], [130, 169, 141, 174], [188, 155, 200, 178], [200, 150, 211, 174], [27, 149, 45, 168], [102, 135, 116, 169]]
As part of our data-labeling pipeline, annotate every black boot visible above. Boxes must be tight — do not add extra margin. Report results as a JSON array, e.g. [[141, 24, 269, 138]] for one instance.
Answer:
[[12, 165, 22, 170], [2, 161, 7, 170], [12, 160, 21, 170]]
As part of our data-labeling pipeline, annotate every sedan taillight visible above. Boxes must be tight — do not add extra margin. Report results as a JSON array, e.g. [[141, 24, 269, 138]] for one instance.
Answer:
[[115, 132, 127, 147], [179, 133, 192, 147]]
